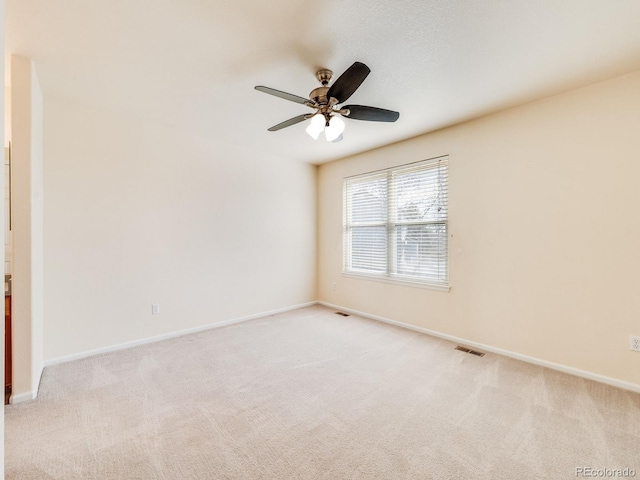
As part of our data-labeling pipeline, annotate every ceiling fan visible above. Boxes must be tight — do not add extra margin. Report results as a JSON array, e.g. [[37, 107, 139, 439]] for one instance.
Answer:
[[255, 62, 399, 142]]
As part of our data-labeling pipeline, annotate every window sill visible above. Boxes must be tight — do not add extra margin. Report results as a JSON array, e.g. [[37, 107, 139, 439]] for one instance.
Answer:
[[341, 271, 450, 292]]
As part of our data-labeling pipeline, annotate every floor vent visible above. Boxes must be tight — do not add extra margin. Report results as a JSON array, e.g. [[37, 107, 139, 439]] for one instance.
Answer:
[[455, 345, 485, 357], [335, 312, 350, 317]]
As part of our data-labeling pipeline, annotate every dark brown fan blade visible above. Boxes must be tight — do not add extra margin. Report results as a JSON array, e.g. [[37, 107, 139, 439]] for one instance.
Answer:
[[343, 105, 399, 122], [326, 62, 371, 104], [255, 86, 309, 105], [267, 114, 309, 132]]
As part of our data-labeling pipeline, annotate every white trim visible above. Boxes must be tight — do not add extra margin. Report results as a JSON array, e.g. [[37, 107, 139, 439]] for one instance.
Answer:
[[318, 301, 640, 394], [43, 301, 317, 367], [10, 390, 36, 404], [344, 154, 449, 180], [341, 272, 450, 292], [34, 361, 44, 394], [9, 362, 45, 404]]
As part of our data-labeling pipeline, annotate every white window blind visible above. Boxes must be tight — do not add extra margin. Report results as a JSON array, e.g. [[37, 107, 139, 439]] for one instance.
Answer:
[[344, 156, 448, 286]]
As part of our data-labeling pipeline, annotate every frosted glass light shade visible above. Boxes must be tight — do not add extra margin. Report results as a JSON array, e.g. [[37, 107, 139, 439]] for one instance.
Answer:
[[325, 115, 345, 142], [305, 115, 325, 140]]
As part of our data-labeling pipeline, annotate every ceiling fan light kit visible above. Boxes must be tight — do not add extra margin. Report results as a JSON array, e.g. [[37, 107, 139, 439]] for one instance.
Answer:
[[255, 61, 399, 142], [305, 114, 325, 140], [305, 113, 346, 142], [324, 115, 345, 142]]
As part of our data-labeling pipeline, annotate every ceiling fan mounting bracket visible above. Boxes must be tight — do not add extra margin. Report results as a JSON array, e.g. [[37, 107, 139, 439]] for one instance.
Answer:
[[315, 69, 333, 86]]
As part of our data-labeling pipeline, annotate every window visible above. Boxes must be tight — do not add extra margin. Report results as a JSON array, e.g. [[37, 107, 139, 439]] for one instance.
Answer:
[[343, 156, 449, 287]]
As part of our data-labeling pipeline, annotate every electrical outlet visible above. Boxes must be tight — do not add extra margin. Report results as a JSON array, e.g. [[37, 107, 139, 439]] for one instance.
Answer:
[[332, 282, 337, 291], [630, 336, 640, 352], [151, 304, 160, 315]]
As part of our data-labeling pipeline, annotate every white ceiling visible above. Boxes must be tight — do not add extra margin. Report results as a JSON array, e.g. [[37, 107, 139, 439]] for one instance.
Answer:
[[6, 0, 640, 164]]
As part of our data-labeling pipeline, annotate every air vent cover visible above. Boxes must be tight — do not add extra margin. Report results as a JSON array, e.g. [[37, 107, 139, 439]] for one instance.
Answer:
[[455, 345, 485, 357]]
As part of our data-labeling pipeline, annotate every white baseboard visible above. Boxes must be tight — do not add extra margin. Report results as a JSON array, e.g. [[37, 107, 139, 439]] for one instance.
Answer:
[[10, 390, 36, 405], [319, 301, 640, 394], [9, 364, 45, 404], [35, 299, 640, 395], [43, 301, 318, 368]]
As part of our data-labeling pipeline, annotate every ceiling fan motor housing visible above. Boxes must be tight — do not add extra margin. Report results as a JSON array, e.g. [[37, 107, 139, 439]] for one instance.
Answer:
[[309, 86, 330, 105]]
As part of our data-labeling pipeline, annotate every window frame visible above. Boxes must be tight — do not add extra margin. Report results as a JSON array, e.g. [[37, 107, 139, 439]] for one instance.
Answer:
[[343, 156, 449, 290]]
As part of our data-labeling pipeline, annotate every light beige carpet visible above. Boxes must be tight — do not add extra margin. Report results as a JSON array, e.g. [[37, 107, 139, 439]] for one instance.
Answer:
[[5, 305, 640, 479]]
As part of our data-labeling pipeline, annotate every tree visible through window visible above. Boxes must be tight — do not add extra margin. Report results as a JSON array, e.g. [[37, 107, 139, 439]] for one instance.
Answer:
[[343, 156, 448, 286]]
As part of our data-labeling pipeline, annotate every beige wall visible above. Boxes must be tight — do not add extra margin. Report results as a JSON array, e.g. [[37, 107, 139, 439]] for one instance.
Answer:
[[10, 56, 44, 400], [318, 70, 640, 386], [43, 96, 317, 361]]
